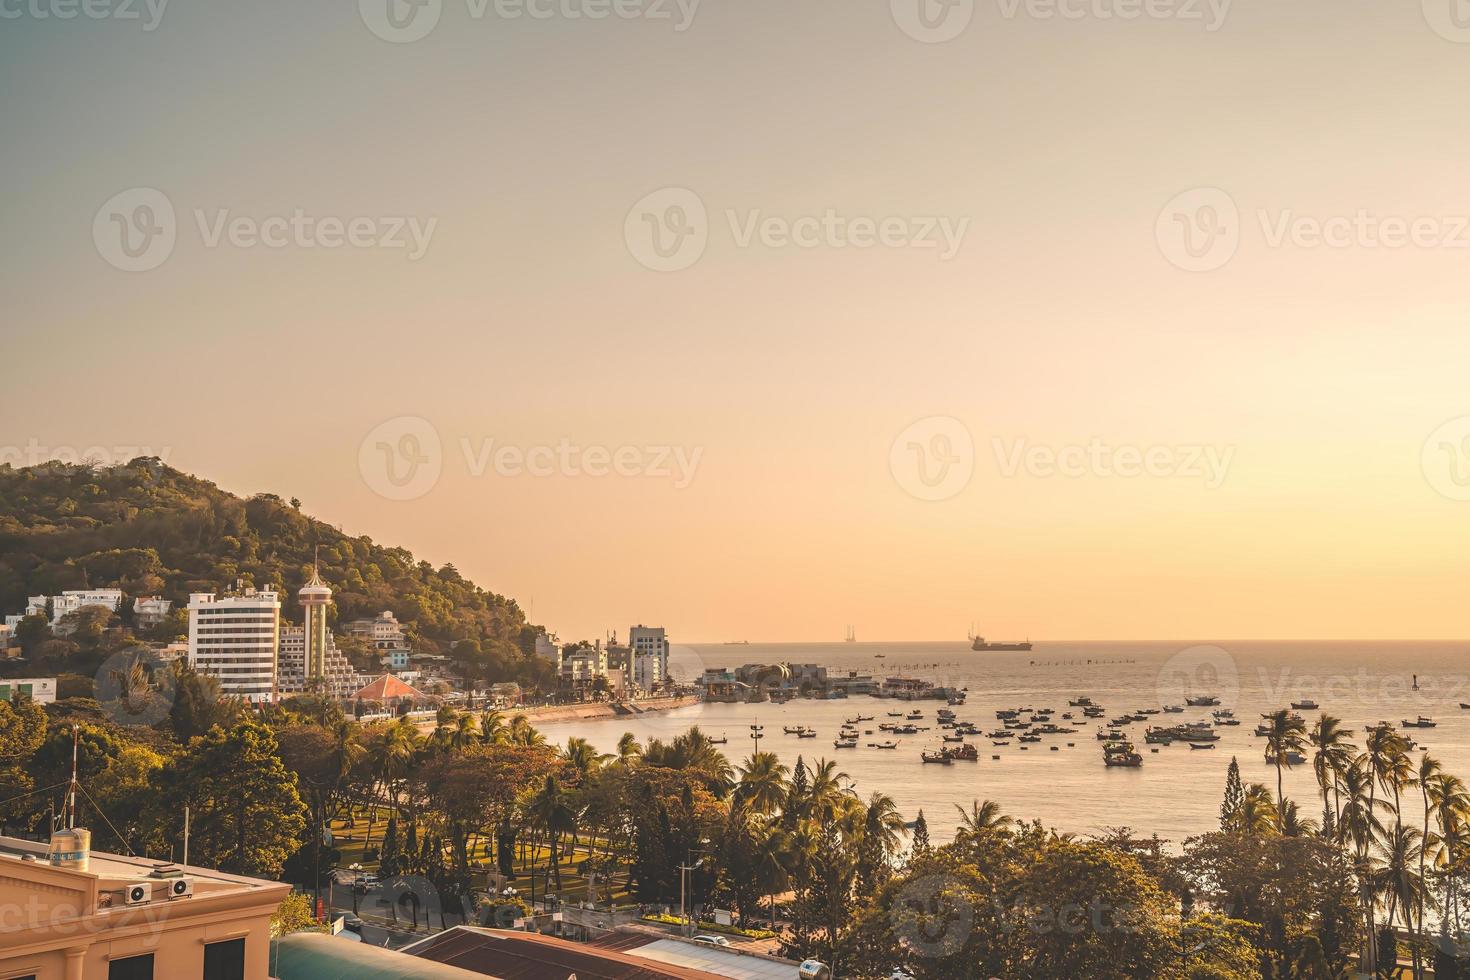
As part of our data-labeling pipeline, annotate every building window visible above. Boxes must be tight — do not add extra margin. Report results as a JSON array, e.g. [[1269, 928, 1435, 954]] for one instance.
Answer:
[[108, 953, 154, 980], [203, 938, 245, 980]]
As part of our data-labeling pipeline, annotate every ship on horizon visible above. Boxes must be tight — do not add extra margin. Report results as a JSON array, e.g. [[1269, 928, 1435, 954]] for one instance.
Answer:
[[969, 622, 1032, 651]]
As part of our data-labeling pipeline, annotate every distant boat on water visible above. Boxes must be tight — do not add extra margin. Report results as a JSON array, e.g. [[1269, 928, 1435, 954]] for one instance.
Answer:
[[969, 622, 1031, 651]]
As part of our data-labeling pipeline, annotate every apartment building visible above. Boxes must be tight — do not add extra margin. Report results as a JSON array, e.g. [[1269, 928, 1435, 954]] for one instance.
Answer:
[[187, 587, 280, 703]]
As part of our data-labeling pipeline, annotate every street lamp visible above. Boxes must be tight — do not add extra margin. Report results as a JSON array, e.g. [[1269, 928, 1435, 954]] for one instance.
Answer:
[[679, 837, 713, 936]]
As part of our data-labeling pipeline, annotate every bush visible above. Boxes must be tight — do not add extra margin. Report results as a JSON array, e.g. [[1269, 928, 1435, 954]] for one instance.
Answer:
[[639, 912, 776, 940], [479, 895, 533, 929]]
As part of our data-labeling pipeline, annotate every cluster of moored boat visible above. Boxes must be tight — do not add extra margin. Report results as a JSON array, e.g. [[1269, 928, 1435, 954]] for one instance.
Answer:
[[747, 692, 1448, 770]]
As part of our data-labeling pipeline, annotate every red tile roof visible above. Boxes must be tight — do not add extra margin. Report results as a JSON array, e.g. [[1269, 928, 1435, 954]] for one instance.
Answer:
[[355, 673, 423, 701], [409, 928, 727, 980]]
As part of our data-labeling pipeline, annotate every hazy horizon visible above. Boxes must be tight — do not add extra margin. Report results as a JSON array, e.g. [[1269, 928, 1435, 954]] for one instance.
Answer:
[[6, 0, 1470, 643]]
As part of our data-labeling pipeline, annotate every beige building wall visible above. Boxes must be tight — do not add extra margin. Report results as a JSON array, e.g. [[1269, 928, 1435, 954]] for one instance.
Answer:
[[0, 836, 289, 980]]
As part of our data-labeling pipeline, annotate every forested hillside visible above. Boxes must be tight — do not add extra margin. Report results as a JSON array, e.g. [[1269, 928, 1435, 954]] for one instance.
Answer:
[[0, 458, 544, 679]]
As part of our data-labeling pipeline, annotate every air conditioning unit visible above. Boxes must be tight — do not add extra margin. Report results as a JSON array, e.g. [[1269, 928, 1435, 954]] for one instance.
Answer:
[[124, 882, 152, 906], [168, 878, 193, 899]]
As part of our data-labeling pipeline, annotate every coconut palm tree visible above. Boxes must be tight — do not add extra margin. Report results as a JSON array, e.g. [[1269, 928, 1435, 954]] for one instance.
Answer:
[[1240, 783, 1279, 836], [478, 709, 507, 744], [1279, 798, 1319, 838], [1310, 714, 1353, 831], [1262, 709, 1308, 827], [1339, 754, 1390, 974], [735, 752, 790, 816], [954, 799, 1014, 838], [448, 711, 480, 753], [615, 731, 643, 767], [527, 774, 582, 894], [1375, 823, 1429, 972], [561, 737, 610, 783], [507, 714, 545, 747], [364, 717, 420, 848], [805, 759, 853, 825], [863, 792, 909, 860], [1428, 773, 1470, 935]]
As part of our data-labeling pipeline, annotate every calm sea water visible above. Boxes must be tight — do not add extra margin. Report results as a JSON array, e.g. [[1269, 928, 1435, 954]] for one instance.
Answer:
[[531, 640, 1470, 846]]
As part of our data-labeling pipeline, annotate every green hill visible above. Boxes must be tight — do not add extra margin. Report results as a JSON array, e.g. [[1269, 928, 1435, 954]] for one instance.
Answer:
[[0, 458, 546, 682]]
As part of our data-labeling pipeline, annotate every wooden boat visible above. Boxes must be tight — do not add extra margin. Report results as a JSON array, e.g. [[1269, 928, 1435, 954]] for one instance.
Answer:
[[921, 751, 953, 764], [869, 741, 899, 749], [1188, 742, 1216, 750], [1404, 716, 1437, 729], [942, 734, 966, 743], [834, 739, 857, 749]]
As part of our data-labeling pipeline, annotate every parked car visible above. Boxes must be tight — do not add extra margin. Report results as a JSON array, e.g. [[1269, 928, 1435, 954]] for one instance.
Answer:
[[691, 935, 731, 948], [352, 874, 381, 894]]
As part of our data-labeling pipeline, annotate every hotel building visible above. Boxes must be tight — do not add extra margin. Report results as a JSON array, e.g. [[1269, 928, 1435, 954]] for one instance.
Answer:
[[187, 587, 280, 703]]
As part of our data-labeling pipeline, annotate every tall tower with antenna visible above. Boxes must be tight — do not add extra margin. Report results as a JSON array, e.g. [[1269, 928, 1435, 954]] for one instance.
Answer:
[[298, 549, 333, 690]]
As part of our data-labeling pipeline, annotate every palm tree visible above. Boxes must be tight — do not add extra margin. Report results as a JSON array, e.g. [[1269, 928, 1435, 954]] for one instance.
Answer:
[[449, 712, 480, 753], [508, 714, 545, 746], [735, 752, 789, 816], [527, 774, 581, 894], [1309, 714, 1353, 832], [615, 732, 643, 767], [1262, 708, 1308, 827], [364, 717, 420, 848], [1339, 754, 1390, 974], [561, 737, 611, 783], [1375, 823, 1429, 969], [1429, 772, 1470, 928], [954, 798, 1014, 838], [1239, 783, 1279, 836], [805, 759, 853, 824], [479, 709, 507, 744], [1279, 798, 1319, 838], [863, 792, 909, 860], [747, 818, 789, 925]]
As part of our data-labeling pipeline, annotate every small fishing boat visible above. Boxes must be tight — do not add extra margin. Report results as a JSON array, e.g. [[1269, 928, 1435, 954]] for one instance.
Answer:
[[1291, 699, 1320, 710], [922, 750, 953, 764], [796, 729, 818, 739], [1162, 705, 1184, 714], [834, 738, 857, 749], [947, 744, 979, 761], [783, 725, 804, 735], [869, 740, 899, 749], [1186, 695, 1221, 707], [1068, 697, 1096, 707], [1188, 742, 1216, 750], [1404, 716, 1437, 729], [943, 734, 966, 743], [708, 736, 727, 745]]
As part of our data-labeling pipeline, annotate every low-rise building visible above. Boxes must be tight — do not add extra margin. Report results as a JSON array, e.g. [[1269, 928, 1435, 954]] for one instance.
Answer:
[[0, 676, 57, 704], [0, 829, 290, 980], [130, 596, 173, 629]]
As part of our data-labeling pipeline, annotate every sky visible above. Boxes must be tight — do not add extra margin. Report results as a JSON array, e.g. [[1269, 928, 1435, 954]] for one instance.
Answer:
[[4, 0, 1470, 643]]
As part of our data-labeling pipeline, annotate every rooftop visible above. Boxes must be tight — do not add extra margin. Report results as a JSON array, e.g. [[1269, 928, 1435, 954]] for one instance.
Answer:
[[404, 927, 729, 980]]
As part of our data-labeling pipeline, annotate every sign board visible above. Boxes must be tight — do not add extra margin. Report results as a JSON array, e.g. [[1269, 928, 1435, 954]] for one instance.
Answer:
[[713, 908, 733, 927], [331, 916, 346, 935]]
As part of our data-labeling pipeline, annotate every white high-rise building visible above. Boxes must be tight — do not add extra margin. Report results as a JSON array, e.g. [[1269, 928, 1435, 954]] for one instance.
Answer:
[[629, 624, 668, 693], [187, 587, 280, 703]]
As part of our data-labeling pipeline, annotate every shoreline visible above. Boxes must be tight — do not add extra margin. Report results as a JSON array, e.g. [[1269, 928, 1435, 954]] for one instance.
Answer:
[[509, 695, 699, 725]]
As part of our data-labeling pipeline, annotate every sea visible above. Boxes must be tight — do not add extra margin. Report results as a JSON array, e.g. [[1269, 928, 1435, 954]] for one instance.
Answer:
[[529, 640, 1470, 847]]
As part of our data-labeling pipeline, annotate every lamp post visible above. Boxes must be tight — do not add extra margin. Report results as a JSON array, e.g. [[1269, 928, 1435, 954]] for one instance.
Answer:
[[678, 838, 713, 936]]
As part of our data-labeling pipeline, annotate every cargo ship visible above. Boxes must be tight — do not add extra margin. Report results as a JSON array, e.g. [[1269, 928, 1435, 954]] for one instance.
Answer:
[[968, 624, 1032, 651]]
